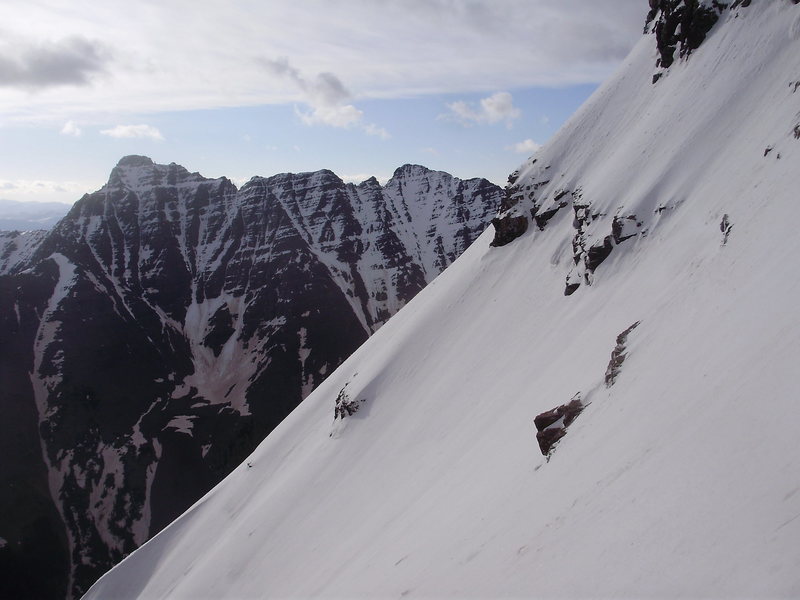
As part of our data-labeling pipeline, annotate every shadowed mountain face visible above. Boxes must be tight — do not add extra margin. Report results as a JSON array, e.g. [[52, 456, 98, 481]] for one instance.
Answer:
[[0, 156, 501, 598]]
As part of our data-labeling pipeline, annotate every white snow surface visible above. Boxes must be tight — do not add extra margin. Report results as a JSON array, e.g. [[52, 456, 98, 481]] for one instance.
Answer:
[[85, 3, 800, 598]]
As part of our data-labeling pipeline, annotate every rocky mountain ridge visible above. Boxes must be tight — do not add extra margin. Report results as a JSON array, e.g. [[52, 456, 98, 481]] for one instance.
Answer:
[[0, 158, 500, 599]]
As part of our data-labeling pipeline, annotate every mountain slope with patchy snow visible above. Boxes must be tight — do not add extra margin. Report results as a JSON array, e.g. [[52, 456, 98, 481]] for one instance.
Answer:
[[0, 161, 499, 599], [85, 1, 800, 598]]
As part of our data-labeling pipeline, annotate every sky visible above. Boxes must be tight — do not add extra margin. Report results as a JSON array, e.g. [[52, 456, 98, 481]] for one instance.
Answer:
[[0, 0, 645, 204]]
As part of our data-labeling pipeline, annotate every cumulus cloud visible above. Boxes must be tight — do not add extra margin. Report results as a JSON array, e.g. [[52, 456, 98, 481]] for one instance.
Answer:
[[100, 124, 164, 141], [363, 123, 391, 140], [0, 35, 108, 89], [508, 139, 541, 154], [260, 56, 389, 137], [443, 92, 521, 128], [60, 120, 82, 136]]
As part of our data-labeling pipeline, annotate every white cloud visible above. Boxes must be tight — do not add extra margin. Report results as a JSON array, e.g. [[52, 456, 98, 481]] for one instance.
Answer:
[[0, 1, 642, 121], [295, 103, 363, 128], [0, 178, 99, 202], [264, 56, 389, 138], [60, 120, 81, 136], [363, 123, 390, 140], [100, 124, 164, 141], [508, 139, 541, 154], [443, 92, 521, 128]]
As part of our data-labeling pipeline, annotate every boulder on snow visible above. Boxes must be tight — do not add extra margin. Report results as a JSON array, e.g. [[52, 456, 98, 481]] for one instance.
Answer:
[[534, 394, 585, 456]]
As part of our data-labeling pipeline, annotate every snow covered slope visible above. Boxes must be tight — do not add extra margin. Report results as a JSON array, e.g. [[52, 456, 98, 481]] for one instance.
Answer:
[[86, 1, 800, 597]]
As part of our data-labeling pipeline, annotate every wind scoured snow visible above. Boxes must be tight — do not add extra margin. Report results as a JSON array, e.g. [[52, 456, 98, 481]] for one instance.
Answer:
[[85, 2, 800, 598]]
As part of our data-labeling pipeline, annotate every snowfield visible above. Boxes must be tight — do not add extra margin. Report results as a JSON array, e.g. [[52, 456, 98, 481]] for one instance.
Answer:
[[85, 1, 800, 598]]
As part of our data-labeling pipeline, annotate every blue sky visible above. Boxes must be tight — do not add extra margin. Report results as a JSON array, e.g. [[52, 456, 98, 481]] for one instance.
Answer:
[[0, 0, 644, 203]]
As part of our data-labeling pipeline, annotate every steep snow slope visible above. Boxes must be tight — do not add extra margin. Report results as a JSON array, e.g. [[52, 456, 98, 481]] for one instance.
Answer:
[[86, 2, 800, 598]]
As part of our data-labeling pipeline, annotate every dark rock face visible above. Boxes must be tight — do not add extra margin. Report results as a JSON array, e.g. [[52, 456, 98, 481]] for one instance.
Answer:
[[333, 384, 362, 420], [605, 322, 641, 387], [646, 1, 725, 71], [0, 157, 500, 598], [490, 214, 528, 247], [534, 394, 585, 456], [720, 214, 733, 245], [565, 199, 645, 295], [490, 171, 529, 246]]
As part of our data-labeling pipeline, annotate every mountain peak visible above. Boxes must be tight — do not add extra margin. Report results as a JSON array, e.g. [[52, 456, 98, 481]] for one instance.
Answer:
[[391, 164, 435, 179], [115, 154, 155, 168]]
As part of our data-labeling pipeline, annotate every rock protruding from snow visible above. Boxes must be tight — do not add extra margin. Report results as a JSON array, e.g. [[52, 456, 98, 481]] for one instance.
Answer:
[[646, 0, 725, 72], [534, 394, 585, 457], [333, 384, 363, 421], [605, 321, 641, 387]]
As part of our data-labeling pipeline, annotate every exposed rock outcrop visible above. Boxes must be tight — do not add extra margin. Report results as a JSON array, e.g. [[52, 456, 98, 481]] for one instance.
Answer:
[[534, 394, 585, 457], [605, 321, 641, 387], [646, 0, 726, 71]]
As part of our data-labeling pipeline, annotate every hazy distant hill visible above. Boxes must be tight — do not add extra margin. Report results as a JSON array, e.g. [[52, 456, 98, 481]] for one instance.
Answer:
[[0, 198, 69, 231]]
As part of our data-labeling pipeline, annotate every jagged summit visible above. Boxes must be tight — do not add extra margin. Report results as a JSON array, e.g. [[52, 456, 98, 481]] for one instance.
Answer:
[[84, 1, 800, 598], [105, 155, 213, 194], [391, 163, 433, 178], [115, 154, 155, 168]]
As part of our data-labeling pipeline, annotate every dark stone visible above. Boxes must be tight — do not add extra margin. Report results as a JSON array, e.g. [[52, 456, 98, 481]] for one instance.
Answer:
[[536, 428, 568, 457], [585, 236, 615, 272], [203, 305, 236, 357], [534, 202, 568, 231], [334, 386, 362, 420], [611, 215, 640, 244], [720, 213, 733, 244], [534, 395, 585, 456], [564, 282, 581, 296], [647, 1, 723, 70], [490, 214, 529, 247], [605, 321, 641, 387]]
